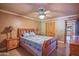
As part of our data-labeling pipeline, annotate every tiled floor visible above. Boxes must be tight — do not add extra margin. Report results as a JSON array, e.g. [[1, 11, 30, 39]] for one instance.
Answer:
[[0, 41, 67, 56]]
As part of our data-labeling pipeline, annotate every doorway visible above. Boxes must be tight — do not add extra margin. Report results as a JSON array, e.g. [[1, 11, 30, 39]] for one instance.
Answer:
[[65, 20, 76, 43]]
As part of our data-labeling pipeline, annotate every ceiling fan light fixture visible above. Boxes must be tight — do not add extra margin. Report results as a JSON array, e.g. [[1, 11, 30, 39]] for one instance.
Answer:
[[38, 8, 46, 20], [39, 14, 45, 20]]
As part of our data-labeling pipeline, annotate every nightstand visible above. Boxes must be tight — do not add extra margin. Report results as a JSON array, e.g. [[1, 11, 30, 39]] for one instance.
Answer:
[[5, 38, 19, 50]]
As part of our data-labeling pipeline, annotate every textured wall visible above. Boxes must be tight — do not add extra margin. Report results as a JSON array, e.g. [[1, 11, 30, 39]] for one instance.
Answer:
[[0, 12, 40, 42]]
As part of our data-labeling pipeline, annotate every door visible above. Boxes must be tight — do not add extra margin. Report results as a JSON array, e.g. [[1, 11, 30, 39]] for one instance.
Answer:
[[46, 21, 55, 36]]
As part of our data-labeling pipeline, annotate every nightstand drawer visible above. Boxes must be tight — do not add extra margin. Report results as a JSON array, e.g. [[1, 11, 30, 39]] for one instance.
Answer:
[[6, 38, 19, 50]]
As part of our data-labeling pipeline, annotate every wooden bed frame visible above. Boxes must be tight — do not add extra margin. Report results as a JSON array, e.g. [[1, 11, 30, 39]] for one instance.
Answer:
[[17, 28, 57, 56]]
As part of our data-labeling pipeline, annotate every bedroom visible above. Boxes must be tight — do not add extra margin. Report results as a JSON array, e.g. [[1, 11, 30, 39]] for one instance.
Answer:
[[0, 3, 79, 56]]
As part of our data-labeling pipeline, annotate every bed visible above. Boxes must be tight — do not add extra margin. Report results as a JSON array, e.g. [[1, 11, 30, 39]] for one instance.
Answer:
[[17, 28, 57, 56]]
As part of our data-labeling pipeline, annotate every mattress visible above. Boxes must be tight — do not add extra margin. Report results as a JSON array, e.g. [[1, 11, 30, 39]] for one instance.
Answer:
[[20, 35, 56, 55], [21, 35, 55, 45]]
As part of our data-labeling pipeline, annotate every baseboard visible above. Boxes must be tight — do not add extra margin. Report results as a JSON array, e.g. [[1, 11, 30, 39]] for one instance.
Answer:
[[58, 40, 64, 43]]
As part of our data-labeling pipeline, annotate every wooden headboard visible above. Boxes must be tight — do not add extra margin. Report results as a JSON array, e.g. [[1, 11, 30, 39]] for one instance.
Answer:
[[17, 28, 38, 38]]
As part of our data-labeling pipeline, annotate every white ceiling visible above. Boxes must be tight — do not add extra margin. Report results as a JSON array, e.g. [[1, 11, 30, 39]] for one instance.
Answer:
[[0, 3, 79, 21]]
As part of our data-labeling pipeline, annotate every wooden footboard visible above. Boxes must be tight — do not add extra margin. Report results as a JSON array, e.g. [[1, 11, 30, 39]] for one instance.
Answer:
[[42, 39, 57, 56]]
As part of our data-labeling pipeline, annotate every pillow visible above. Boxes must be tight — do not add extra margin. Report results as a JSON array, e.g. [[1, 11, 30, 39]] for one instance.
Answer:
[[23, 32, 30, 37], [29, 32, 36, 36]]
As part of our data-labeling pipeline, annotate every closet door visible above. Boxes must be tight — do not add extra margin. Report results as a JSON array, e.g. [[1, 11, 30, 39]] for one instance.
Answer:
[[46, 21, 55, 36]]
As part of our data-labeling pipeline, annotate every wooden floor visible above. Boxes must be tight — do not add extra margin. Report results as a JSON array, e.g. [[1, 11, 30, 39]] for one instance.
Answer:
[[0, 41, 67, 56]]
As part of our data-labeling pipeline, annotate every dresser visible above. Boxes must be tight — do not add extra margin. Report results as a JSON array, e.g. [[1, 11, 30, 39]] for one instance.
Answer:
[[70, 37, 79, 56], [5, 38, 19, 50]]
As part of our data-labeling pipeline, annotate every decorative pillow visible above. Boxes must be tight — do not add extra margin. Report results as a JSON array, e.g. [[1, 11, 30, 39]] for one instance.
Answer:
[[21, 34, 23, 37], [29, 32, 36, 36], [23, 32, 30, 37]]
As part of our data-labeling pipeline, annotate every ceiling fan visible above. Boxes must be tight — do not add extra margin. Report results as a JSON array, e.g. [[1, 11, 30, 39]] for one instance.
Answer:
[[38, 8, 62, 20], [38, 8, 46, 20]]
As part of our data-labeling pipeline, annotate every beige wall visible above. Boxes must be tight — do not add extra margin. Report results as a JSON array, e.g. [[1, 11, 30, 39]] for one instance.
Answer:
[[40, 22, 46, 35], [0, 12, 40, 42], [55, 20, 65, 41]]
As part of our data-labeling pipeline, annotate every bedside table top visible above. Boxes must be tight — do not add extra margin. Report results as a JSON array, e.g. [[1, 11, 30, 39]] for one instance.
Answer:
[[6, 38, 19, 41]]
